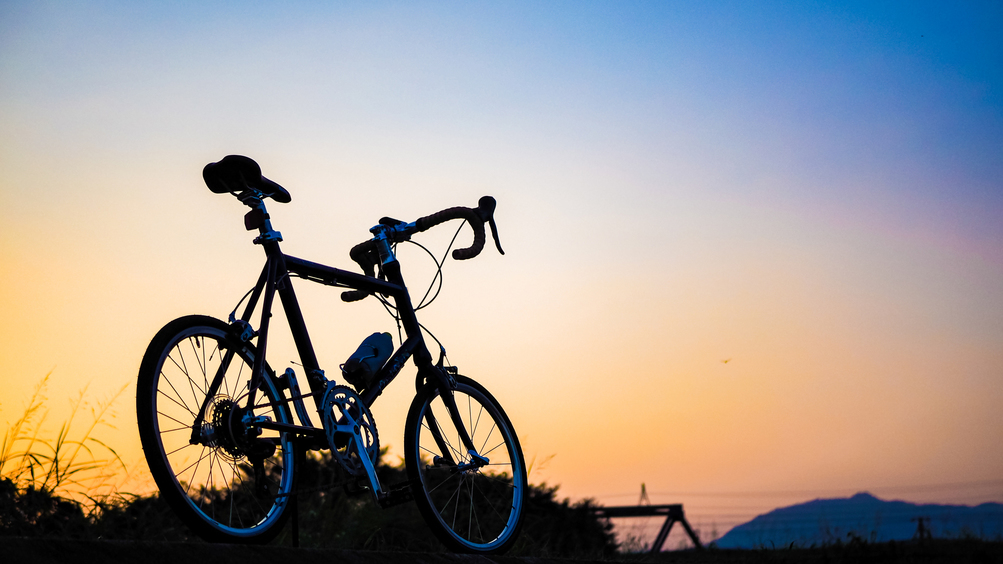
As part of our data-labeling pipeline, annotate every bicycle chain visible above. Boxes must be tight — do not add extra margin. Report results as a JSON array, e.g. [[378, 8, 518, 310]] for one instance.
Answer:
[[274, 478, 359, 499]]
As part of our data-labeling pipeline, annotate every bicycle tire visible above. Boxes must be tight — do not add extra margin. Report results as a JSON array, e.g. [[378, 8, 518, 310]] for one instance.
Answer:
[[136, 315, 296, 543], [404, 375, 526, 553]]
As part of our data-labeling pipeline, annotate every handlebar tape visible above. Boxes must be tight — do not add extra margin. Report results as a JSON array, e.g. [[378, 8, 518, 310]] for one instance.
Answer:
[[341, 290, 369, 302], [415, 196, 498, 260], [340, 240, 377, 302]]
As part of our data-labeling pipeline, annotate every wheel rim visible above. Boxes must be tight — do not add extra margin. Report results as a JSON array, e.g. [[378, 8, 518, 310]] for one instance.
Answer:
[[415, 383, 524, 550], [149, 325, 293, 537]]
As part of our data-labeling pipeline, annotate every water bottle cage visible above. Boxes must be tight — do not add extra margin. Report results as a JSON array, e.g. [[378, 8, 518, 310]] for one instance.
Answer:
[[342, 333, 394, 391]]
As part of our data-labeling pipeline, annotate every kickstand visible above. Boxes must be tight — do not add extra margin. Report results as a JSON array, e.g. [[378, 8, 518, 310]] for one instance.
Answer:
[[291, 445, 304, 547], [291, 490, 299, 547]]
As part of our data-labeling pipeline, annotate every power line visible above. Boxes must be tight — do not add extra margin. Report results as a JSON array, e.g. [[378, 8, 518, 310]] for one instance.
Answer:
[[595, 479, 1003, 500], [601, 479, 1003, 547]]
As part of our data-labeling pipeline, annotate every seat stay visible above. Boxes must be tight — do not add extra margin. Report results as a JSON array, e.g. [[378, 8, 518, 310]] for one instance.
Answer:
[[236, 261, 270, 325], [244, 254, 280, 410]]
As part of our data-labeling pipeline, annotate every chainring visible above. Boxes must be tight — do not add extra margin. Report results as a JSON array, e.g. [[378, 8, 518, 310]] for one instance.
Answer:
[[322, 384, 379, 476]]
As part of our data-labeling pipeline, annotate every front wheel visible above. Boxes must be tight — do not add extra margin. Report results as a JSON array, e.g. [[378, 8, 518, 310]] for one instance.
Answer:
[[136, 315, 296, 543], [404, 375, 526, 554]]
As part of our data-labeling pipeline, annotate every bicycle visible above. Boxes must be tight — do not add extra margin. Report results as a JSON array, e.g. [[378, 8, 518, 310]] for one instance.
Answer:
[[136, 155, 526, 553]]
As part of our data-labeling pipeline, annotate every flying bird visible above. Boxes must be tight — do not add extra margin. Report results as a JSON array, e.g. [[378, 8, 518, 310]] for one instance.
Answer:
[[721, 358, 732, 364]]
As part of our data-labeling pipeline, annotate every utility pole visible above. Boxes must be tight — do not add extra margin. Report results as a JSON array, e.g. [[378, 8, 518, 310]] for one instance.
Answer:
[[911, 516, 932, 541], [592, 503, 703, 553]]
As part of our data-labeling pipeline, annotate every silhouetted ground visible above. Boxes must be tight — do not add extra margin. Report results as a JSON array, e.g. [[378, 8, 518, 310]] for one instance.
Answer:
[[637, 539, 1003, 563], [0, 537, 599, 564], [2, 537, 1002, 564]]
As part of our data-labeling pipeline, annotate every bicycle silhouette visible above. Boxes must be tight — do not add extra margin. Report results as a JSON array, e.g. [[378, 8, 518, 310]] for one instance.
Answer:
[[137, 155, 525, 553]]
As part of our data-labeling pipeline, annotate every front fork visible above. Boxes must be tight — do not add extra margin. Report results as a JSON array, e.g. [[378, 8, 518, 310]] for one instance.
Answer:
[[420, 363, 489, 471]]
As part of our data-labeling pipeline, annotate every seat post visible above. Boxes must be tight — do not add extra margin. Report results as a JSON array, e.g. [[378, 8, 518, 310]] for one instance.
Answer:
[[239, 191, 283, 245]]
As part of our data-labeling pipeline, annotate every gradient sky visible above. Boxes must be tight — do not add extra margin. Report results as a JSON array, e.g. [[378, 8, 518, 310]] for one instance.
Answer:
[[2, 1, 1001, 537]]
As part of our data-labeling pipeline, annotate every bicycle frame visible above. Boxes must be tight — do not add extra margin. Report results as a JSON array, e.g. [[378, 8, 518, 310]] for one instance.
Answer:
[[187, 194, 478, 500]]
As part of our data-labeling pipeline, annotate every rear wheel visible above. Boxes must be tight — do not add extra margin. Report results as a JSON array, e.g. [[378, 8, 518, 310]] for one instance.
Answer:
[[404, 375, 526, 553], [136, 315, 296, 543]]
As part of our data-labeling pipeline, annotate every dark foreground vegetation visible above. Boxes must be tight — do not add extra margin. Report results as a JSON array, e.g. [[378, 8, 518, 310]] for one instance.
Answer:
[[1, 375, 614, 557], [0, 451, 616, 558]]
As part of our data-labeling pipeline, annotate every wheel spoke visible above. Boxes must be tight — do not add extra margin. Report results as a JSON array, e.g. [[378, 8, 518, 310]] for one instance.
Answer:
[[466, 394, 473, 440], [471, 401, 485, 447], [158, 423, 193, 434], [160, 371, 197, 416], [157, 408, 195, 431], [190, 337, 207, 386], [425, 469, 461, 495], [164, 440, 198, 460], [184, 338, 209, 396], [425, 413, 464, 463], [480, 468, 517, 482], [200, 339, 209, 397], [478, 420, 496, 456], [167, 350, 190, 381], [472, 473, 509, 522], [140, 319, 294, 541], [467, 475, 474, 539], [481, 432, 506, 459], [448, 475, 463, 531], [186, 444, 207, 499]]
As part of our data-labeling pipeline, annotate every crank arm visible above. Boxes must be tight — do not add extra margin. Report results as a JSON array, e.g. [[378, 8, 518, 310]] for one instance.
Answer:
[[353, 431, 383, 502]]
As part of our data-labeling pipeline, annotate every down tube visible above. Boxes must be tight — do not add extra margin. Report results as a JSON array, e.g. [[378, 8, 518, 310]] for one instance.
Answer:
[[359, 335, 422, 406]]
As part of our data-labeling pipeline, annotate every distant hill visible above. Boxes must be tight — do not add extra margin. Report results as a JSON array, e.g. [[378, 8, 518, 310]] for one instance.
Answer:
[[714, 492, 1003, 548]]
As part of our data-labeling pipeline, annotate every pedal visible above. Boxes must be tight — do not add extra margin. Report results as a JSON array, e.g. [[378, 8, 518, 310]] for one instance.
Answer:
[[341, 475, 371, 496], [377, 480, 415, 509], [294, 435, 328, 451]]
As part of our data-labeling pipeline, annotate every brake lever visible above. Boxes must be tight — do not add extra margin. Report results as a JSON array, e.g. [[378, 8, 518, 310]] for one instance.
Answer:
[[488, 217, 504, 255], [475, 196, 504, 255]]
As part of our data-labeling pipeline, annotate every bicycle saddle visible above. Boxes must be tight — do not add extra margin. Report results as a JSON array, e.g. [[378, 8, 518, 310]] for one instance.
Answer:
[[203, 155, 291, 203]]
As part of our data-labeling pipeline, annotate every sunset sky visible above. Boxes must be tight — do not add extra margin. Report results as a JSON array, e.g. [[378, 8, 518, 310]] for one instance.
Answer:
[[2, 1, 1001, 539]]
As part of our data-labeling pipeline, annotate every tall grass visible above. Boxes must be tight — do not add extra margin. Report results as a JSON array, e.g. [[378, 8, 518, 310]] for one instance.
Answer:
[[1, 372, 129, 509]]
